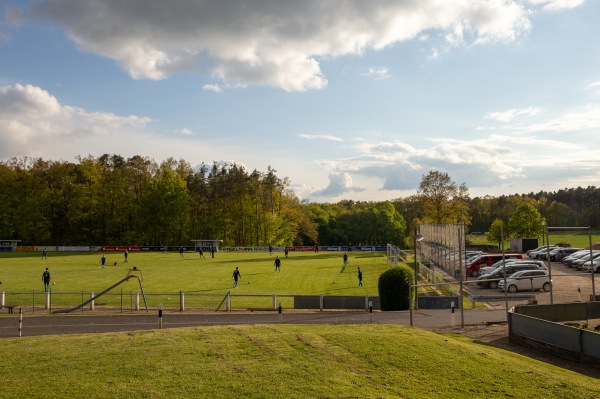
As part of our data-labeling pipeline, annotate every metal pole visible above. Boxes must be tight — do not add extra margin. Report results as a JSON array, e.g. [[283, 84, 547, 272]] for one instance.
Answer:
[[409, 279, 413, 327], [590, 230, 596, 300], [502, 224, 509, 313], [458, 224, 465, 328], [546, 223, 553, 305], [414, 227, 418, 310]]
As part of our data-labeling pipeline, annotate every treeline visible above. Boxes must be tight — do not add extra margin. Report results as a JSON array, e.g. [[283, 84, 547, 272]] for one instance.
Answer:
[[0, 155, 407, 247], [392, 189, 600, 236], [7, 155, 592, 248]]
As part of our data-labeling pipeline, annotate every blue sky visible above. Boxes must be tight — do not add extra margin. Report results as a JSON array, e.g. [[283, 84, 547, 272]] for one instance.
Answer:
[[1, 0, 599, 202]]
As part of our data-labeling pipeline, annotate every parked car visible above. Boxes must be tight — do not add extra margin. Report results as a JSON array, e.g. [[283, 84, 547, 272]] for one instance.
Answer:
[[527, 246, 553, 257], [498, 270, 551, 293], [478, 259, 522, 275], [551, 247, 581, 262], [465, 253, 523, 277], [528, 246, 558, 259], [581, 257, 600, 273], [477, 263, 546, 289], [478, 259, 546, 276], [571, 252, 600, 270], [562, 250, 593, 267]]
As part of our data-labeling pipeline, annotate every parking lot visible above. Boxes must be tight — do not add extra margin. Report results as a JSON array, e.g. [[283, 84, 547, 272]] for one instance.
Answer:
[[464, 259, 600, 306]]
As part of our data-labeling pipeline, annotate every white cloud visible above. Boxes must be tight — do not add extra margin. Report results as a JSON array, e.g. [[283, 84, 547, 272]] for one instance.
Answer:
[[0, 83, 152, 158], [15, 0, 537, 91], [179, 128, 193, 136], [311, 172, 365, 197], [516, 105, 600, 133], [362, 67, 390, 80], [486, 106, 541, 122], [527, 0, 586, 11], [202, 84, 222, 93], [299, 134, 344, 142]]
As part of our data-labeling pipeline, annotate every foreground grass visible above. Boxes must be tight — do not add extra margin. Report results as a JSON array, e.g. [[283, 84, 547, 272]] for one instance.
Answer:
[[0, 324, 597, 399]]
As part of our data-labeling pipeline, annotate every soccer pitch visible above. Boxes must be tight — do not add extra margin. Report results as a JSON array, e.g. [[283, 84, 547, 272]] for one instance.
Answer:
[[0, 250, 391, 310]]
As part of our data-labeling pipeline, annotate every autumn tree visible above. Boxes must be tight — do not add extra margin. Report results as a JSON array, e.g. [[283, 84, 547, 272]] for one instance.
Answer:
[[417, 170, 470, 225]]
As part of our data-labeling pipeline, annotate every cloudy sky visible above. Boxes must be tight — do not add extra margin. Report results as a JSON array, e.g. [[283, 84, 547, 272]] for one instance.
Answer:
[[1, 0, 599, 202]]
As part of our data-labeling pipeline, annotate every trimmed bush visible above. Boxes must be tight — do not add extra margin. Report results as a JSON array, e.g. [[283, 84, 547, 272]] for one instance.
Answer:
[[378, 266, 414, 311]]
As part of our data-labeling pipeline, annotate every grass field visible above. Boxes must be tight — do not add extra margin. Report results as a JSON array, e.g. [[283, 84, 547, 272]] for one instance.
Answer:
[[468, 231, 600, 249], [0, 250, 391, 310], [0, 324, 598, 399]]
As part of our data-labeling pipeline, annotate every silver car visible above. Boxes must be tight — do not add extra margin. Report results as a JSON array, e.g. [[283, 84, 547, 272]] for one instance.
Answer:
[[498, 270, 551, 293]]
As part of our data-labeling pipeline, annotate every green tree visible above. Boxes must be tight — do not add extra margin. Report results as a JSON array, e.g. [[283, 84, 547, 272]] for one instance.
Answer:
[[140, 168, 191, 245], [417, 170, 470, 225], [508, 203, 544, 238], [487, 218, 506, 247]]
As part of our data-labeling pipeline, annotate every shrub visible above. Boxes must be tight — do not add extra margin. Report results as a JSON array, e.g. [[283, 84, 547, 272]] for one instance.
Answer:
[[378, 266, 413, 311]]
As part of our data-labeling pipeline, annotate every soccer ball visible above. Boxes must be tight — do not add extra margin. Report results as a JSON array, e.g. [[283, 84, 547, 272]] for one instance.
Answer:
[[333, 280, 336, 284], [248, 281, 251, 284], [52, 282, 56, 285]]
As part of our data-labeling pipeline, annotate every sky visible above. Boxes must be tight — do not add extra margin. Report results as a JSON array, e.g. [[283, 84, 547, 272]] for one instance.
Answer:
[[1, 0, 599, 203]]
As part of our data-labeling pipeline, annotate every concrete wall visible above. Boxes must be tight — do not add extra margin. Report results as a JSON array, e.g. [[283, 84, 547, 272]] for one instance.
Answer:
[[509, 302, 600, 363]]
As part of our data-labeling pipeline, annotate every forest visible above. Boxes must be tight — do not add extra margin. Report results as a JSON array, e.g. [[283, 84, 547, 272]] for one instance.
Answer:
[[1, 155, 599, 247], [0, 155, 405, 247]]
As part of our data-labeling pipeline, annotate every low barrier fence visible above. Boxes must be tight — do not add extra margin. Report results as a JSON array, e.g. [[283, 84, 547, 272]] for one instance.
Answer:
[[509, 302, 600, 362], [0, 291, 382, 314]]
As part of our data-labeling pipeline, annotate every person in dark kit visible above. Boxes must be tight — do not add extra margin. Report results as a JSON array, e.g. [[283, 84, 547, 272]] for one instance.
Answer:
[[42, 268, 51, 291], [274, 256, 281, 271], [124, 249, 129, 263], [314, 243, 319, 253], [268, 245, 273, 256], [210, 245, 215, 258], [357, 267, 363, 287], [232, 267, 241, 288], [284, 247, 289, 259], [41, 247, 48, 260], [343, 252, 348, 266], [180, 247, 184, 257], [101, 255, 106, 269], [348, 242, 352, 252], [198, 247, 205, 259]]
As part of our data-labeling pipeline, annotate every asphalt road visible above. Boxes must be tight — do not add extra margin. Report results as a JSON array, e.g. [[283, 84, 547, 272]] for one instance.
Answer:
[[0, 309, 508, 338]]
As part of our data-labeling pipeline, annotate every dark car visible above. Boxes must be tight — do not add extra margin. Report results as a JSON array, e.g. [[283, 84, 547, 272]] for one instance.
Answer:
[[476, 263, 545, 289], [551, 247, 581, 262]]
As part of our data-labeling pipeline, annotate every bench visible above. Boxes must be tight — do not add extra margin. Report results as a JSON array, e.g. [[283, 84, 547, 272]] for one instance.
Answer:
[[470, 294, 536, 309], [0, 305, 17, 314]]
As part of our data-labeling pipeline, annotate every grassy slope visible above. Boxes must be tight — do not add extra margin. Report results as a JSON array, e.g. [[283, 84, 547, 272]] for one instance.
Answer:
[[0, 324, 597, 399]]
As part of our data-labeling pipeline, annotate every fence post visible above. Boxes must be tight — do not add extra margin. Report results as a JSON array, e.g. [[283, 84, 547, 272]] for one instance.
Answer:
[[272, 294, 276, 310], [365, 295, 369, 311], [135, 292, 140, 311], [319, 294, 324, 312], [226, 292, 231, 312], [45, 291, 50, 310], [1, 291, 4, 307], [180, 291, 184, 312], [90, 292, 95, 311]]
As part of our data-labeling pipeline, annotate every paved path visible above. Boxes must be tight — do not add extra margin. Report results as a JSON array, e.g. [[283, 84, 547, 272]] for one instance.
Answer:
[[0, 309, 508, 338]]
